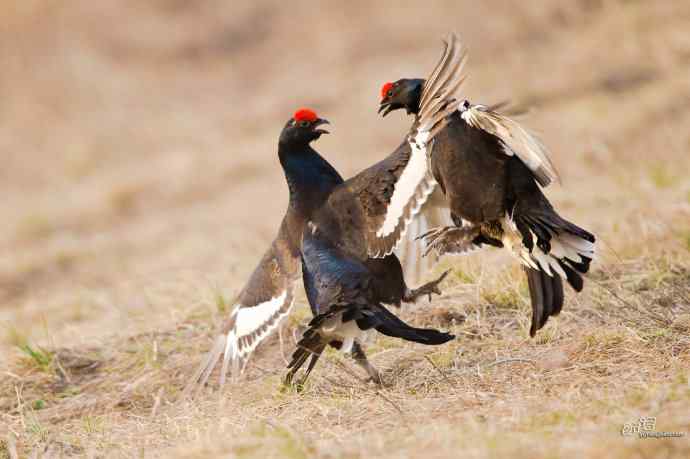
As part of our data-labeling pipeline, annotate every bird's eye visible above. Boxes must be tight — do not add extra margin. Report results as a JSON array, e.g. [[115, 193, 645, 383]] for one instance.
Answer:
[[299, 121, 310, 128], [387, 90, 393, 97]]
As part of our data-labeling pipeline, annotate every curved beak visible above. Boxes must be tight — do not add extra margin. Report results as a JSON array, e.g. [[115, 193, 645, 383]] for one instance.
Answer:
[[313, 118, 330, 135], [378, 101, 393, 117]]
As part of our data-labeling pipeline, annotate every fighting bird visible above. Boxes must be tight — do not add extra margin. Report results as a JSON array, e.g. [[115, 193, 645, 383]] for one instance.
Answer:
[[185, 108, 341, 392], [378, 34, 596, 337], [286, 221, 454, 386], [186, 98, 459, 390]]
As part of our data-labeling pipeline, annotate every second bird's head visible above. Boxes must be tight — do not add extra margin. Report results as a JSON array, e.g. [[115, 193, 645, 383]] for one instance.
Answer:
[[378, 79, 425, 117], [280, 108, 330, 146]]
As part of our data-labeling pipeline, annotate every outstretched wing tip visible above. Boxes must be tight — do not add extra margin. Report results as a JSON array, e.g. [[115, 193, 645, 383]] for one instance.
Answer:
[[367, 33, 470, 257]]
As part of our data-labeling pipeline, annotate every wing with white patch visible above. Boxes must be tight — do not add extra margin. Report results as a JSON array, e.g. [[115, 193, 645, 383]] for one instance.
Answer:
[[369, 136, 438, 257], [339, 34, 469, 259], [184, 233, 300, 393], [394, 187, 455, 285], [460, 103, 559, 187]]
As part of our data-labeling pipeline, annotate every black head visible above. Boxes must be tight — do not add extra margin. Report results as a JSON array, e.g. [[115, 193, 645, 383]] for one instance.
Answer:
[[279, 108, 330, 146], [378, 78, 425, 117]]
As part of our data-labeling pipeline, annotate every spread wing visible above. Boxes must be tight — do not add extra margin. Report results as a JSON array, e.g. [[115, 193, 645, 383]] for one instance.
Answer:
[[394, 187, 454, 285], [344, 33, 470, 259], [184, 228, 300, 393], [395, 99, 533, 282], [460, 103, 559, 187]]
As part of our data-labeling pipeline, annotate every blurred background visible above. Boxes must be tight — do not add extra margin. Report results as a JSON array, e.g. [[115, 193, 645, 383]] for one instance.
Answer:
[[1, 0, 689, 357]]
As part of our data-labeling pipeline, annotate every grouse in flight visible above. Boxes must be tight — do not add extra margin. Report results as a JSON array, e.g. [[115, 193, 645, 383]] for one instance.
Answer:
[[378, 34, 596, 337]]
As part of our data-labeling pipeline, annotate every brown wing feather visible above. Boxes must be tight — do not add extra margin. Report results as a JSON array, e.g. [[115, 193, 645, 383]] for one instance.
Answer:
[[184, 222, 300, 394], [366, 34, 468, 256], [315, 35, 471, 262]]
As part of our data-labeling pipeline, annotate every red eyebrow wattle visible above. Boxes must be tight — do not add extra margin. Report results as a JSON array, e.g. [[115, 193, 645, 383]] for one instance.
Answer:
[[380, 82, 394, 100], [293, 108, 318, 122]]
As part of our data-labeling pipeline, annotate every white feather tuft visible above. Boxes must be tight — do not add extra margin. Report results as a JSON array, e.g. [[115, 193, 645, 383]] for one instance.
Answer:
[[461, 104, 559, 187]]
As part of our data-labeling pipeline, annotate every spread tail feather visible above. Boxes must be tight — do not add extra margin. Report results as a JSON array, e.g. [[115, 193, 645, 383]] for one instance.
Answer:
[[285, 327, 326, 386], [507, 198, 595, 336], [513, 207, 595, 293]]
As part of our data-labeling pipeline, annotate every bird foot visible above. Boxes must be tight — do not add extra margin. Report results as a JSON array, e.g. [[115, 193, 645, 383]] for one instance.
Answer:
[[282, 372, 307, 393], [404, 270, 450, 303], [419, 226, 479, 257], [367, 375, 391, 387], [362, 366, 393, 387]]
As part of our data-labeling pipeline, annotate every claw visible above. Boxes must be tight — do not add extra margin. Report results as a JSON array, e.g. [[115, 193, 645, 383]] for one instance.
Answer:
[[420, 225, 480, 257], [404, 269, 450, 303], [417, 226, 449, 241]]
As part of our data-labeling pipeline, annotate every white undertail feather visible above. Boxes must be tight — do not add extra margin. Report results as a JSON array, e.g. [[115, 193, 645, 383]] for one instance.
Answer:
[[320, 312, 364, 355], [341, 337, 355, 354], [461, 104, 560, 187], [501, 216, 595, 278]]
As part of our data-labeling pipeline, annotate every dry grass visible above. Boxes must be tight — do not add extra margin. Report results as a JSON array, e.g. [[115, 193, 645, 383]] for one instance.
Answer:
[[1, 1, 690, 457]]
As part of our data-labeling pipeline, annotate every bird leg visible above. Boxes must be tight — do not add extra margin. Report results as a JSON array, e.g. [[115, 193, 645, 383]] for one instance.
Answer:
[[351, 342, 383, 385], [418, 226, 480, 257], [403, 269, 450, 303]]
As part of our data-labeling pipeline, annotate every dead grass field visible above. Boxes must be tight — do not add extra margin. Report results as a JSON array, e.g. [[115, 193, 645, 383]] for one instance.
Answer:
[[1, 1, 689, 457]]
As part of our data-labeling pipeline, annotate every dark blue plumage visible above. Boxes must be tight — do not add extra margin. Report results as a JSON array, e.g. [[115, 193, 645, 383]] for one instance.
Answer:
[[287, 224, 454, 386], [279, 146, 344, 215]]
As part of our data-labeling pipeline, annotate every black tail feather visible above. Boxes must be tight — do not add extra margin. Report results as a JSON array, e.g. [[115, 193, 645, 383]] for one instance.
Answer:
[[563, 255, 592, 275], [285, 327, 326, 386], [369, 306, 455, 345], [558, 260, 584, 292], [511, 179, 595, 337], [516, 205, 593, 292], [525, 266, 565, 337], [551, 272, 565, 316]]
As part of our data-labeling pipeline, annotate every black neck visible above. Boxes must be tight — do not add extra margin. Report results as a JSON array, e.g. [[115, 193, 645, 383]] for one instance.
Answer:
[[278, 142, 343, 219], [405, 78, 425, 115]]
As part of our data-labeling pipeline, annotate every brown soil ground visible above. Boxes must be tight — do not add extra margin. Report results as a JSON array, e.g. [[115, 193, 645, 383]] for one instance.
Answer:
[[1, 1, 689, 457]]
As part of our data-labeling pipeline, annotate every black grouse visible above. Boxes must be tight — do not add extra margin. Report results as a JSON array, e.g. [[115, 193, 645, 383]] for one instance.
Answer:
[[186, 98, 460, 391], [377, 34, 596, 337], [287, 220, 453, 386]]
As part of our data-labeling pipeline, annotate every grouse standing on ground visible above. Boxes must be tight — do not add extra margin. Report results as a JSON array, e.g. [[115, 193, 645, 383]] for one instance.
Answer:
[[286, 220, 453, 386], [377, 34, 596, 337], [184, 108, 341, 392], [186, 104, 458, 392]]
